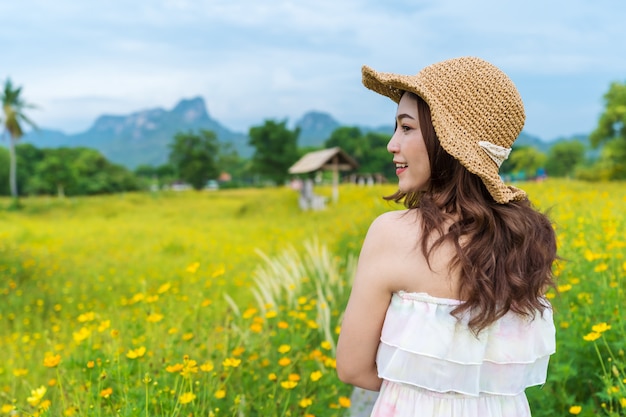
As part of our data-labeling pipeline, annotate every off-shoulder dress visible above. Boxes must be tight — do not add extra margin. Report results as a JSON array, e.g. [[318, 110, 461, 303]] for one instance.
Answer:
[[371, 291, 555, 417]]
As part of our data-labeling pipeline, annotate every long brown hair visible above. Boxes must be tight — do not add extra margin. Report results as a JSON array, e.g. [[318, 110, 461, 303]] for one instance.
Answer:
[[385, 92, 557, 334]]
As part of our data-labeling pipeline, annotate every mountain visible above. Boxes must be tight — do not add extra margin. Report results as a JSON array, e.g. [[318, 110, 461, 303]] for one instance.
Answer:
[[23, 97, 250, 169], [295, 111, 341, 147], [19, 98, 573, 170]]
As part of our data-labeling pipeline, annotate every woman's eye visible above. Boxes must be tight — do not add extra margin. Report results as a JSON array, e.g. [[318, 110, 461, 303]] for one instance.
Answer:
[[402, 125, 411, 132]]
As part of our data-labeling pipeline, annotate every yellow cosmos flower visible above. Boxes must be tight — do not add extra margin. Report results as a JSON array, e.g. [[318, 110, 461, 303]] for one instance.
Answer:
[[243, 308, 258, 319], [321, 341, 332, 350], [592, 322, 611, 333], [186, 262, 200, 273], [280, 380, 298, 389], [73, 327, 91, 344], [583, 332, 601, 342], [266, 310, 278, 318], [278, 321, 289, 329], [157, 282, 171, 294], [97, 320, 110, 332], [13, 368, 28, 377], [310, 371, 322, 382], [146, 313, 164, 323], [278, 357, 291, 366], [181, 359, 199, 377], [278, 344, 291, 354], [43, 354, 61, 368], [100, 387, 113, 399], [166, 363, 184, 373], [127, 346, 146, 359], [288, 373, 301, 381], [77, 311, 96, 322], [268, 373, 277, 381], [27, 386, 47, 406], [232, 347, 245, 356], [222, 358, 242, 368], [200, 361, 214, 372], [338, 396, 351, 408], [594, 263, 608, 272], [215, 389, 226, 399], [557, 284, 572, 292], [179, 392, 196, 404], [569, 405, 582, 415], [182, 333, 194, 341], [250, 323, 263, 333], [299, 398, 313, 408], [1, 405, 15, 413]]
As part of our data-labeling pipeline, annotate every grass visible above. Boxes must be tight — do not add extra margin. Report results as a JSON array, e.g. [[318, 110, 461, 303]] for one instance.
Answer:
[[0, 180, 625, 416]]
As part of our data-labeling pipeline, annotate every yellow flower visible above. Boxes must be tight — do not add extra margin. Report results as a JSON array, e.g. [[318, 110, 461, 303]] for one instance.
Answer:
[[100, 387, 113, 399], [280, 380, 298, 389], [268, 373, 277, 381], [592, 322, 611, 333], [620, 397, 626, 408], [179, 392, 196, 404], [39, 400, 51, 411], [594, 263, 608, 272], [27, 386, 46, 406], [299, 398, 313, 408], [569, 405, 582, 415], [288, 373, 301, 381], [278, 321, 289, 329], [73, 327, 91, 344], [232, 347, 245, 356], [77, 311, 96, 322], [87, 361, 95, 369], [147, 313, 164, 323], [242, 308, 258, 319], [1, 405, 15, 413], [166, 363, 184, 373], [43, 354, 61, 368], [182, 333, 194, 341], [338, 396, 351, 408], [583, 332, 601, 342], [278, 357, 291, 366], [321, 341, 332, 350], [557, 284, 572, 292], [13, 368, 28, 377], [215, 389, 226, 399], [186, 262, 200, 273], [200, 361, 214, 372], [266, 310, 277, 318], [250, 323, 263, 333], [310, 371, 322, 382], [127, 346, 146, 359], [181, 359, 199, 378], [157, 282, 171, 293], [278, 344, 291, 354], [97, 320, 110, 332], [223, 357, 242, 368]]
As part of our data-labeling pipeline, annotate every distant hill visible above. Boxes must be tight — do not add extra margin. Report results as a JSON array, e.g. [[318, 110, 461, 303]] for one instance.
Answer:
[[17, 96, 583, 170], [23, 97, 250, 169]]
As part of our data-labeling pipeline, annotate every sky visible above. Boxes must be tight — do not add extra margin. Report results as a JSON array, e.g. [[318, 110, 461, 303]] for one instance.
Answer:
[[2, 0, 626, 142]]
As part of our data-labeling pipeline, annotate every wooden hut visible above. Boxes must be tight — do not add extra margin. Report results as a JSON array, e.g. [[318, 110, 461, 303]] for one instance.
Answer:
[[288, 147, 359, 207]]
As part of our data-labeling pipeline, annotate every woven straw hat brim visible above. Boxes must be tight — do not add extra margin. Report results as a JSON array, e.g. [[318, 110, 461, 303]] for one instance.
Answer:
[[362, 60, 527, 204]]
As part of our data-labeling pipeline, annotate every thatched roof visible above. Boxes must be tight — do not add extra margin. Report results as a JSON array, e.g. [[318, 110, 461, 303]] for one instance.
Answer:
[[288, 147, 359, 174]]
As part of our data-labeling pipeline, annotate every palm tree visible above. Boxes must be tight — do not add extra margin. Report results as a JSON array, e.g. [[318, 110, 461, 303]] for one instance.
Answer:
[[1, 78, 37, 201]]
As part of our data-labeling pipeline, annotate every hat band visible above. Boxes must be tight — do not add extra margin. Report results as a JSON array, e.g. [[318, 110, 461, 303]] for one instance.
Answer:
[[478, 141, 511, 168]]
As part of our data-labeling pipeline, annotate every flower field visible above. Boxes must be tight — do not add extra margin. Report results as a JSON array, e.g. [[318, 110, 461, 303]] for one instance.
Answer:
[[0, 180, 624, 416]]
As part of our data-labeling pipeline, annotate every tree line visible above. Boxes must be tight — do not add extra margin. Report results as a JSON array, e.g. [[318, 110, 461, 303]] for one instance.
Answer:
[[2, 78, 626, 200]]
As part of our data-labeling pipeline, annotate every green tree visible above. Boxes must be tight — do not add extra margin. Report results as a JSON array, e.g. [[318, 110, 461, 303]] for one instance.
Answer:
[[545, 140, 586, 178], [589, 81, 626, 179], [325, 127, 393, 179], [507, 146, 547, 178], [1, 78, 37, 202], [169, 130, 219, 190], [248, 119, 299, 185], [0, 146, 9, 195], [33, 148, 77, 197]]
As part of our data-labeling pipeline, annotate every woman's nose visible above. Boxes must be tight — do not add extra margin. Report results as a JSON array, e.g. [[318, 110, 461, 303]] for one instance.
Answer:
[[387, 133, 399, 153]]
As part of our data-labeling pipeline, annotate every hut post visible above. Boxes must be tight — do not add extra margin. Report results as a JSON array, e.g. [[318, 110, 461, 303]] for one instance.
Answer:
[[332, 155, 339, 203]]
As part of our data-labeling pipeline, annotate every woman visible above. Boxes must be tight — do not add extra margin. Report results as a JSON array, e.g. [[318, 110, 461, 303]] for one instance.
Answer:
[[336, 57, 557, 417]]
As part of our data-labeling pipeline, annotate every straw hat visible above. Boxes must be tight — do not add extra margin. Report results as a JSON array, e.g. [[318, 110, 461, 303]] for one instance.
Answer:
[[362, 56, 527, 204]]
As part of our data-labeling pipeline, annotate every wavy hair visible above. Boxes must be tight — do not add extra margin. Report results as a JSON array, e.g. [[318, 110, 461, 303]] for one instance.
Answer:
[[385, 92, 557, 334]]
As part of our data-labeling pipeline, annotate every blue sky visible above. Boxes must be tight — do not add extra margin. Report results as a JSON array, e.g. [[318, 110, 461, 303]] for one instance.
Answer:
[[2, 0, 625, 141]]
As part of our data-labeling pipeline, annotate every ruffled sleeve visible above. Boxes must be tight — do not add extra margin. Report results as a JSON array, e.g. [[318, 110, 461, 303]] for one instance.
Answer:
[[376, 291, 555, 397]]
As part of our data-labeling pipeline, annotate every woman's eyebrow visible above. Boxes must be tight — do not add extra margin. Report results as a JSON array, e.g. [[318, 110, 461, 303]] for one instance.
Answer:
[[396, 113, 416, 121]]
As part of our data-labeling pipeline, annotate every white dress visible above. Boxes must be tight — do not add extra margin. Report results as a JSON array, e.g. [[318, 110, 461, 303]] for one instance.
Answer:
[[370, 291, 555, 417]]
